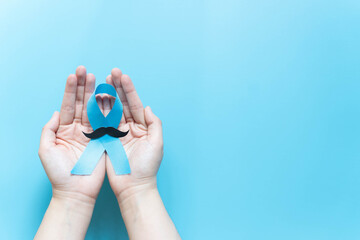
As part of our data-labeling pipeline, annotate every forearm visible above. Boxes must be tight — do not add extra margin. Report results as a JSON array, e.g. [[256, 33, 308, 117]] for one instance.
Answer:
[[118, 182, 181, 240], [35, 191, 95, 240]]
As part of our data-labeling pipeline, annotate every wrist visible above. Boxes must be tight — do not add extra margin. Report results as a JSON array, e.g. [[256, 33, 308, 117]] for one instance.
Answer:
[[117, 177, 158, 206], [117, 183, 161, 230], [35, 191, 95, 240], [117, 180, 181, 240], [51, 191, 95, 225], [51, 189, 96, 225], [52, 188, 96, 208]]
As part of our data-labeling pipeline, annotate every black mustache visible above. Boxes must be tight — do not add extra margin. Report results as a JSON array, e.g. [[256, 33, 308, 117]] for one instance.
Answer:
[[83, 127, 129, 139]]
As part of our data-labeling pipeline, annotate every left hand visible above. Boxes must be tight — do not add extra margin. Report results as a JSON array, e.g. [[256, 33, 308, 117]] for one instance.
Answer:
[[38, 66, 106, 204]]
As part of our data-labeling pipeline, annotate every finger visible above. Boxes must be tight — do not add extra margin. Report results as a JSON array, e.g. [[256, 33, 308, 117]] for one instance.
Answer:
[[120, 113, 126, 124], [121, 74, 146, 125], [60, 74, 77, 125], [105, 74, 115, 107], [106, 74, 112, 87], [110, 69, 132, 122], [39, 111, 60, 152], [110, 97, 115, 109], [74, 66, 87, 121], [145, 106, 163, 147], [106, 75, 115, 109], [104, 81, 124, 124], [105, 74, 116, 112], [96, 95, 104, 115], [103, 94, 111, 117], [81, 73, 96, 126]]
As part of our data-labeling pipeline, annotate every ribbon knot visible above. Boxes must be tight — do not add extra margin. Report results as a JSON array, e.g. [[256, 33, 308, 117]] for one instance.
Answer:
[[71, 83, 130, 175]]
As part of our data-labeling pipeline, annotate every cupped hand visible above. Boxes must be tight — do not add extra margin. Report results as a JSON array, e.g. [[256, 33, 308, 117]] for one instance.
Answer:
[[38, 66, 105, 203], [102, 68, 163, 202]]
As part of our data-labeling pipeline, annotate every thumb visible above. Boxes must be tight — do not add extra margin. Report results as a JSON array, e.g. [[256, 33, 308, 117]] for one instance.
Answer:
[[144, 106, 163, 147], [39, 111, 60, 153]]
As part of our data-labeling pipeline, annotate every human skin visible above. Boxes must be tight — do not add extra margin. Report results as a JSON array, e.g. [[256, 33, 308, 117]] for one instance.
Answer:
[[35, 66, 180, 240], [104, 69, 181, 240]]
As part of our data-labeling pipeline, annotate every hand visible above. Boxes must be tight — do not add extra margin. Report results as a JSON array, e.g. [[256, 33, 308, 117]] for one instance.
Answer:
[[102, 68, 163, 203], [101, 69, 180, 240], [38, 66, 105, 204]]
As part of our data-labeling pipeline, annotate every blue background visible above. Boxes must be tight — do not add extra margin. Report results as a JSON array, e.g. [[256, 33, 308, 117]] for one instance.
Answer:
[[0, 1, 359, 239]]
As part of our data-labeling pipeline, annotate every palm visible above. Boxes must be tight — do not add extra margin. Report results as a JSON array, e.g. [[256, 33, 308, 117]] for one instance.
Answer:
[[107, 121, 161, 195], [51, 123, 105, 199], [39, 67, 105, 200]]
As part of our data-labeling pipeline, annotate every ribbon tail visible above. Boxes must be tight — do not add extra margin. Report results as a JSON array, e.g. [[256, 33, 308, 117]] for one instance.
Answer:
[[101, 136, 131, 175], [71, 140, 105, 175]]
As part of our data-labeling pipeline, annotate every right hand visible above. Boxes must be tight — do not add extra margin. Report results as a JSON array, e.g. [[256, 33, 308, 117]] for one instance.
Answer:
[[101, 68, 164, 203]]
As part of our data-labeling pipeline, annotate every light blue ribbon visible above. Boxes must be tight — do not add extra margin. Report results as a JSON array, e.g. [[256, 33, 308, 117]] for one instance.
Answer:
[[71, 83, 130, 175]]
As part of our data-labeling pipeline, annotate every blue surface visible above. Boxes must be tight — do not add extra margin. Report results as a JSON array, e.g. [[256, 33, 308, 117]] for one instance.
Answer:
[[1, 1, 360, 239]]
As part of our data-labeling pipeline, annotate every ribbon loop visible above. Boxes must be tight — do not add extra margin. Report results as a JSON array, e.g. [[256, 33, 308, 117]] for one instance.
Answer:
[[71, 83, 130, 175], [87, 83, 122, 129]]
